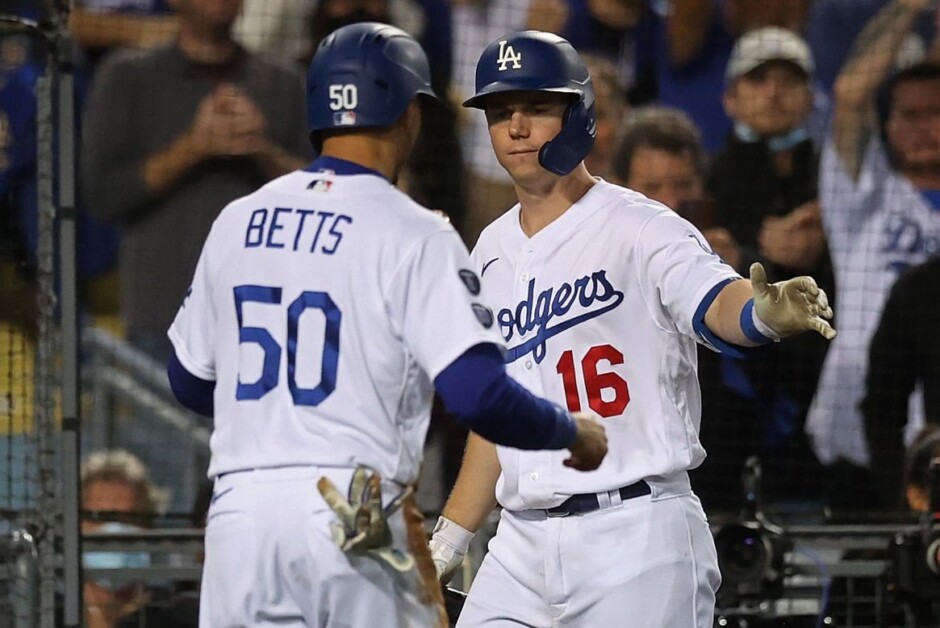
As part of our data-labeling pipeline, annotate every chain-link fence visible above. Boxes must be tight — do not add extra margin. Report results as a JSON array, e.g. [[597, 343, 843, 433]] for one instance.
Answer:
[[1, 5, 67, 626]]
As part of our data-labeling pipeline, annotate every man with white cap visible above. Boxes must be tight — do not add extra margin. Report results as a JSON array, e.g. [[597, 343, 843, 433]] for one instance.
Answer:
[[694, 26, 834, 509]]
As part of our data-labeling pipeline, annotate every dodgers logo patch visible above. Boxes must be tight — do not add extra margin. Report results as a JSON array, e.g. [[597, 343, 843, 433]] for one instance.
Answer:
[[472, 303, 494, 329], [459, 269, 481, 296]]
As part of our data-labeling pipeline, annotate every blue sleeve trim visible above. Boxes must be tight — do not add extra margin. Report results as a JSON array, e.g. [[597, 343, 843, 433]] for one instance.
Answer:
[[691, 278, 763, 360], [167, 353, 215, 417], [739, 299, 774, 345], [434, 343, 576, 450]]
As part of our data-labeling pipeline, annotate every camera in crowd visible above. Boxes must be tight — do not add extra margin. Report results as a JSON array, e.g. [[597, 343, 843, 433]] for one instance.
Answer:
[[714, 457, 792, 610], [889, 459, 940, 605], [890, 525, 940, 601]]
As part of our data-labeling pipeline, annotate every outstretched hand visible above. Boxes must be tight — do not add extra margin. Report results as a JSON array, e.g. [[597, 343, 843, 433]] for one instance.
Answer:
[[749, 262, 836, 340], [317, 467, 416, 571]]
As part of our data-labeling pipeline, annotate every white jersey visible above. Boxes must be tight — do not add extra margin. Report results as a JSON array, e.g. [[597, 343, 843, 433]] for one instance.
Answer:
[[169, 166, 500, 483], [471, 179, 741, 511], [807, 138, 940, 466]]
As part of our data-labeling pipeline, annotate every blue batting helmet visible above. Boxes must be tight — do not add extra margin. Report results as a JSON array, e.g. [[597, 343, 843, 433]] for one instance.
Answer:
[[463, 31, 596, 176], [306, 22, 439, 149]]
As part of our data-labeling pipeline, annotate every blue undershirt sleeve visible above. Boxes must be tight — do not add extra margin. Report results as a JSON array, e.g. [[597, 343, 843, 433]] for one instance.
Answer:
[[434, 343, 576, 450], [691, 278, 767, 359], [167, 352, 215, 418]]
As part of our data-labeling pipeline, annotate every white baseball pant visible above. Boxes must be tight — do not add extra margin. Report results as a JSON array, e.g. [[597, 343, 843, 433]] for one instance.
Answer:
[[199, 466, 445, 628], [457, 474, 720, 627]]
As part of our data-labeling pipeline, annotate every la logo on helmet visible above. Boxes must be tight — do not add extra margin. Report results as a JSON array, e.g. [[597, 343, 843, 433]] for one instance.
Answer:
[[496, 41, 522, 71]]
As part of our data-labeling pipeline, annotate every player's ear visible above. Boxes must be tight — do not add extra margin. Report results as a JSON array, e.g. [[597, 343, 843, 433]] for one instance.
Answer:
[[399, 100, 423, 150], [403, 100, 422, 135]]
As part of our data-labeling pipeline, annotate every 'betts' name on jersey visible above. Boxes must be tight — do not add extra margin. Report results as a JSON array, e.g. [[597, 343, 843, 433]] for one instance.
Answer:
[[243, 206, 353, 255]]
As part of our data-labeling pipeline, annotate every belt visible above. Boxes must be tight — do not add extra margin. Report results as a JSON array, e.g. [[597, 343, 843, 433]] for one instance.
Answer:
[[545, 480, 651, 517]]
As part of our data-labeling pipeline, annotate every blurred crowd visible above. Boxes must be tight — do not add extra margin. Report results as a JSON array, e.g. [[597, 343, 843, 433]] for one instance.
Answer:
[[1, 0, 939, 537]]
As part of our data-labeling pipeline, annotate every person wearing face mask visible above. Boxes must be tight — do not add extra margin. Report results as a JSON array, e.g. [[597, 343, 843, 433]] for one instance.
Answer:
[[700, 27, 835, 509], [81, 449, 167, 628]]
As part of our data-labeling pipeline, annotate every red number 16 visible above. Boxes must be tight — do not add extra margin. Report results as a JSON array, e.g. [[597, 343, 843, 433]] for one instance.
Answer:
[[555, 344, 630, 418]]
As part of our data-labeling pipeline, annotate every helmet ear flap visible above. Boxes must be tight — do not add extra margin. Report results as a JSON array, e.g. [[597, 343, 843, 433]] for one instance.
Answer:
[[537, 99, 597, 176]]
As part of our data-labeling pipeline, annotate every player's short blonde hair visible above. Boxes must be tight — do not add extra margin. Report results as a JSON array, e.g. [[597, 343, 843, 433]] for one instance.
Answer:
[[81, 449, 169, 518]]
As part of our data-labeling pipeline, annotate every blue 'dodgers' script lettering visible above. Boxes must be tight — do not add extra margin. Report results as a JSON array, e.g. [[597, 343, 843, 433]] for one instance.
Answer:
[[245, 207, 353, 255], [498, 270, 624, 364]]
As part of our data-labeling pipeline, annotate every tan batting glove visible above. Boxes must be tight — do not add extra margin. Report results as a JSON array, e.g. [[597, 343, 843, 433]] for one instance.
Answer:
[[429, 516, 474, 583], [749, 262, 837, 340], [317, 467, 416, 572]]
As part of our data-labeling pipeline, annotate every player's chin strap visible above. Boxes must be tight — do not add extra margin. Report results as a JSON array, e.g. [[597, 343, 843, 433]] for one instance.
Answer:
[[538, 95, 596, 176], [317, 467, 417, 572]]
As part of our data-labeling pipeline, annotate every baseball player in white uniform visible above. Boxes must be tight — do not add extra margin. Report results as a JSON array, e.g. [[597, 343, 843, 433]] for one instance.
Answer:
[[428, 31, 837, 627], [166, 24, 607, 628]]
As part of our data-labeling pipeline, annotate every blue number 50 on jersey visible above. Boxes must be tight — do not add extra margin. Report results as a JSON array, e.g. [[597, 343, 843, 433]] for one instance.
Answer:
[[233, 285, 341, 406]]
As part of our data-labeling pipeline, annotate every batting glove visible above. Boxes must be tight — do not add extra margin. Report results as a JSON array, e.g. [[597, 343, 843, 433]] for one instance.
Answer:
[[749, 262, 836, 341], [429, 516, 474, 583], [317, 467, 416, 572]]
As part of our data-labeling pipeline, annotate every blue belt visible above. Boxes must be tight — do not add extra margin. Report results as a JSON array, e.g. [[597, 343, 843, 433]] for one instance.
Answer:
[[545, 480, 651, 517]]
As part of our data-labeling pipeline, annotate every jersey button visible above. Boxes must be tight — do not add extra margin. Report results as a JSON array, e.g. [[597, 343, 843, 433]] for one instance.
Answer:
[[521, 273, 529, 282], [524, 360, 533, 369], [529, 472, 539, 481]]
